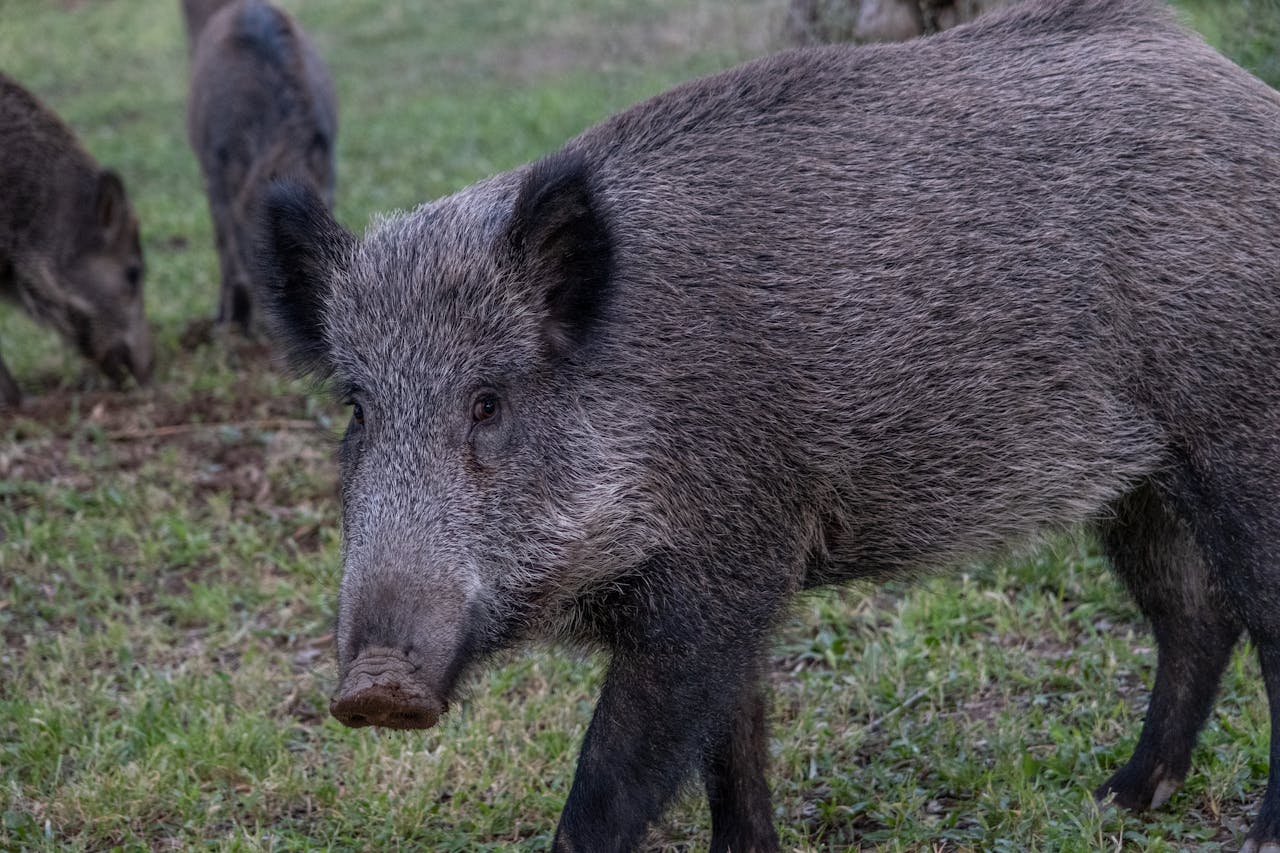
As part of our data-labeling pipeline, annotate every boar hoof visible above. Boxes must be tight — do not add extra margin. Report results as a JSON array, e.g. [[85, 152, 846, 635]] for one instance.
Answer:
[[1094, 761, 1182, 812], [1239, 841, 1280, 853]]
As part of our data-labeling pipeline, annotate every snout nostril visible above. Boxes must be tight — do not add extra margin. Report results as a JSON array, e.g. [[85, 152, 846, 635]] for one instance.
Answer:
[[392, 711, 426, 726], [330, 681, 443, 731]]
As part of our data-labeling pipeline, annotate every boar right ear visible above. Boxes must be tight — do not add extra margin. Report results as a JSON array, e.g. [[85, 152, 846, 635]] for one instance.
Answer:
[[95, 169, 129, 244], [507, 151, 613, 357], [259, 180, 354, 376]]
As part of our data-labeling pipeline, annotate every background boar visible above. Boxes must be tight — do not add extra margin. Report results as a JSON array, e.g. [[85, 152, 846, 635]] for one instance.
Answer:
[[787, 0, 1014, 44], [0, 72, 152, 409], [260, 0, 1280, 850], [185, 0, 336, 333]]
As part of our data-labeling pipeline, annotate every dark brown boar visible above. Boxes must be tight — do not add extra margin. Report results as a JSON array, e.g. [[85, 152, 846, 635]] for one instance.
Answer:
[[260, 0, 1280, 850], [0, 72, 152, 408], [185, 0, 336, 333]]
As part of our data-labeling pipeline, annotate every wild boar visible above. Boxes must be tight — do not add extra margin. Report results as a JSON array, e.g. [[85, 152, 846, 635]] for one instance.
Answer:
[[185, 0, 336, 333], [0, 72, 153, 408], [788, 0, 1012, 45], [259, 0, 1280, 850]]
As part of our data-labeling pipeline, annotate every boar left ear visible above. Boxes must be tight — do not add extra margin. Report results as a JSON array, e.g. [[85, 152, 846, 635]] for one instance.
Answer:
[[95, 169, 129, 244], [507, 151, 613, 356], [258, 179, 355, 376]]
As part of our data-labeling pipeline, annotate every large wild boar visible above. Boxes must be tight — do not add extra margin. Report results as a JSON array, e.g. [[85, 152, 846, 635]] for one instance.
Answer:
[[184, 0, 336, 333], [259, 0, 1280, 849], [0, 73, 153, 409]]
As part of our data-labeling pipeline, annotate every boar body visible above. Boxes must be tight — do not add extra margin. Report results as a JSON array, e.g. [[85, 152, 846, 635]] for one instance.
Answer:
[[262, 0, 1280, 850], [0, 73, 152, 408], [186, 0, 336, 332]]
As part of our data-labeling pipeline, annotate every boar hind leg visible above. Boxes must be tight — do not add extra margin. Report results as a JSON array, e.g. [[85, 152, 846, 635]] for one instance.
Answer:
[[208, 192, 254, 332], [1095, 482, 1241, 812], [1170, 442, 1280, 851], [0, 350, 19, 408], [1241, 644, 1280, 853], [704, 677, 780, 853]]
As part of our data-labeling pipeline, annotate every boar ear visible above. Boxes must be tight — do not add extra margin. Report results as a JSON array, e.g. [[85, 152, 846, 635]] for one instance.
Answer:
[[95, 169, 129, 244], [507, 151, 613, 356], [258, 179, 354, 376]]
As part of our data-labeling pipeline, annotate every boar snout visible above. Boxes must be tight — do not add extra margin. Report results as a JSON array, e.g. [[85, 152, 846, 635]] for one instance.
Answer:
[[98, 335, 154, 388], [127, 331, 155, 386], [330, 646, 446, 730]]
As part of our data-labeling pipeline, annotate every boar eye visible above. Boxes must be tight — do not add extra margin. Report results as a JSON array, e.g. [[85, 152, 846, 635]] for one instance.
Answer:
[[471, 392, 500, 424], [351, 402, 365, 428], [125, 265, 142, 295]]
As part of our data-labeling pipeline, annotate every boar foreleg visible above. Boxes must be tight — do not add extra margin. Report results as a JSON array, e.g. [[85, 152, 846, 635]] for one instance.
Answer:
[[704, 677, 780, 853], [553, 589, 778, 852], [0, 349, 19, 408]]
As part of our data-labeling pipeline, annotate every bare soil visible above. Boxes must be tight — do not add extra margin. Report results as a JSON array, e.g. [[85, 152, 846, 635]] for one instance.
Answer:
[[0, 338, 340, 530]]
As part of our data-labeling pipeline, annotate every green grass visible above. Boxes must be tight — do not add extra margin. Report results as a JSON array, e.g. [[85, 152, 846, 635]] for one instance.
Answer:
[[1, 0, 1278, 850], [1176, 0, 1280, 89]]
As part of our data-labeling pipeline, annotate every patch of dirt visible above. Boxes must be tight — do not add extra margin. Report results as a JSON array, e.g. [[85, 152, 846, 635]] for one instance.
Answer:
[[0, 359, 341, 536], [179, 317, 217, 351], [948, 690, 1010, 725]]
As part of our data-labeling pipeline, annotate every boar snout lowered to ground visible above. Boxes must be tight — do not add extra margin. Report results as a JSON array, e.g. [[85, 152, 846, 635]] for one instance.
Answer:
[[261, 0, 1280, 849], [185, 0, 336, 335], [0, 72, 153, 408]]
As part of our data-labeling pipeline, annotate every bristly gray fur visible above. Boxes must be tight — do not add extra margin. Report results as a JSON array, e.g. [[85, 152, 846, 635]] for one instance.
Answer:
[[260, 0, 1280, 849]]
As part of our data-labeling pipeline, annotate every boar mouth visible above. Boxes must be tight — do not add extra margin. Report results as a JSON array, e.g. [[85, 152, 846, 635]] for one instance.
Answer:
[[96, 340, 153, 388], [96, 346, 131, 386], [330, 646, 450, 730], [126, 343, 154, 386]]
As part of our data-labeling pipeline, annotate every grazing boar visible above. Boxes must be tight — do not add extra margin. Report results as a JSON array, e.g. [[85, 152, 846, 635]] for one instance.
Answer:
[[184, 0, 336, 333], [260, 0, 1280, 849], [0, 73, 152, 408]]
